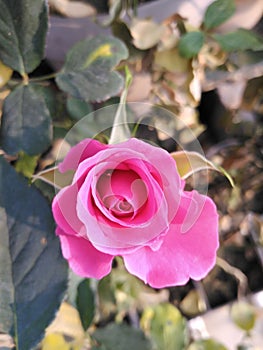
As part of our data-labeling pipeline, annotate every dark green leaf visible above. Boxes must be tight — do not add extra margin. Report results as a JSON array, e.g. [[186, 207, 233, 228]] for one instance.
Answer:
[[67, 270, 84, 307], [187, 339, 228, 350], [213, 29, 263, 52], [0, 0, 48, 74], [0, 157, 68, 350], [33, 179, 55, 203], [204, 0, 235, 30], [92, 323, 151, 350], [178, 32, 205, 59], [56, 36, 128, 102], [0, 84, 52, 156], [97, 275, 117, 318], [65, 103, 119, 145], [66, 96, 93, 121], [76, 279, 95, 330], [36, 85, 68, 122]]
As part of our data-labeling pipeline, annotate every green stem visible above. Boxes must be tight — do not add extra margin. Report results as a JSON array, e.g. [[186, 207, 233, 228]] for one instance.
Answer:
[[8, 72, 57, 87], [28, 72, 57, 82]]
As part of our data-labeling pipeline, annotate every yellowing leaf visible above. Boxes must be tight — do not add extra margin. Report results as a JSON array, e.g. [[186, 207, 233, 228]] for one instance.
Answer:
[[188, 338, 228, 350], [32, 166, 74, 189], [154, 48, 189, 73], [15, 152, 39, 178], [42, 302, 85, 350], [180, 290, 207, 317], [171, 150, 217, 178], [0, 61, 12, 88], [56, 36, 128, 102], [231, 301, 257, 332], [84, 44, 112, 68], [49, 0, 96, 18], [42, 334, 70, 350], [171, 150, 234, 186], [130, 18, 165, 50]]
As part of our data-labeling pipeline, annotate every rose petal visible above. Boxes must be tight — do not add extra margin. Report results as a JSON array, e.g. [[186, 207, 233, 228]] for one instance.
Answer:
[[77, 190, 168, 254], [76, 142, 178, 226], [73, 139, 186, 253], [57, 227, 114, 279], [113, 138, 182, 221], [59, 138, 107, 173], [52, 184, 85, 236], [77, 162, 171, 253], [97, 169, 148, 217], [95, 163, 156, 223], [123, 192, 219, 288]]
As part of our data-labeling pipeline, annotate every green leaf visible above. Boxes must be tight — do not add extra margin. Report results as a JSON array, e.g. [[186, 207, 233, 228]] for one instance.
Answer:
[[76, 279, 95, 330], [213, 29, 263, 52], [0, 157, 68, 350], [67, 270, 84, 308], [67, 96, 93, 121], [36, 85, 68, 122], [178, 32, 205, 59], [56, 36, 128, 103], [0, 0, 48, 75], [141, 303, 188, 350], [33, 179, 56, 203], [187, 339, 228, 350], [230, 301, 256, 332], [97, 275, 117, 318], [63, 105, 117, 145], [92, 323, 151, 350], [204, 0, 235, 30], [0, 84, 52, 156]]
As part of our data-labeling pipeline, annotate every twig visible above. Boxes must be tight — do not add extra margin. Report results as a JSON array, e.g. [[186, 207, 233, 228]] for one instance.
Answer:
[[216, 256, 249, 299]]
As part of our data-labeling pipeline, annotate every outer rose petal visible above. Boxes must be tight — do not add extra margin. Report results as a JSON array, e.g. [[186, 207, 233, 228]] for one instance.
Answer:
[[59, 138, 108, 173], [52, 184, 85, 236], [58, 228, 114, 279], [123, 193, 219, 288]]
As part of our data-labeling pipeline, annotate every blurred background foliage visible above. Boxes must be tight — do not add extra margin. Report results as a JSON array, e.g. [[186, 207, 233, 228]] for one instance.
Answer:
[[0, 0, 263, 349]]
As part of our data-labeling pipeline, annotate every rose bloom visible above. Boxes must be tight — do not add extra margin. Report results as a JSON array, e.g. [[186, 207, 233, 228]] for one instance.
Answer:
[[52, 138, 218, 288]]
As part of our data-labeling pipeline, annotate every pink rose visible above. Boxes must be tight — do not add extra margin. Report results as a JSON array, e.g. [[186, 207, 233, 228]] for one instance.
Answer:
[[52, 138, 219, 288]]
